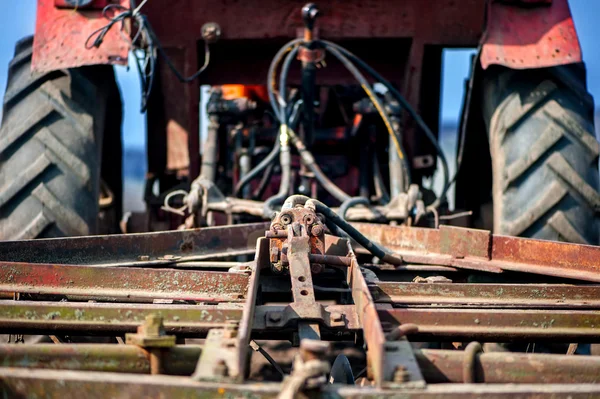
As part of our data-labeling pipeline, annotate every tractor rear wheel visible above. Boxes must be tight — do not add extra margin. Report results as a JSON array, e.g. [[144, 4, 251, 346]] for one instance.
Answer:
[[482, 65, 600, 245], [0, 37, 120, 240]]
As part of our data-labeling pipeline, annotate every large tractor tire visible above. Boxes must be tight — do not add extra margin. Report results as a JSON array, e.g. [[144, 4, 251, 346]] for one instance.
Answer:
[[482, 65, 600, 245], [0, 37, 120, 240]]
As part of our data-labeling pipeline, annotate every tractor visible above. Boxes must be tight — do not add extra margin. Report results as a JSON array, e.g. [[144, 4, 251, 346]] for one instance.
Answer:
[[1, 1, 600, 396], [0, 0, 597, 243]]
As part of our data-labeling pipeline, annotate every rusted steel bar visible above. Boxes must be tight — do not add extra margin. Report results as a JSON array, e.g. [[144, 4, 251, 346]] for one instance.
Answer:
[[353, 223, 600, 282], [416, 349, 600, 384], [0, 344, 201, 375], [4, 344, 600, 385], [373, 283, 600, 309], [0, 301, 244, 334], [2, 368, 600, 398], [0, 263, 248, 302], [378, 307, 600, 341], [0, 222, 269, 265]]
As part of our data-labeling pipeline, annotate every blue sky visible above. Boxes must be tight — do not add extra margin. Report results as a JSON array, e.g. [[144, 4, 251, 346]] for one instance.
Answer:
[[0, 1, 598, 150]]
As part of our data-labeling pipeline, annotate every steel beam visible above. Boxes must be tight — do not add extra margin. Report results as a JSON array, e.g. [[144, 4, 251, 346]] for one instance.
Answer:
[[3, 345, 600, 385], [0, 222, 269, 265], [379, 307, 600, 341], [373, 282, 600, 309], [354, 223, 600, 282], [0, 344, 202, 375], [0, 262, 248, 302], [2, 368, 600, 398], [0, 301, 244, 334], [416, 349, 600, 384]]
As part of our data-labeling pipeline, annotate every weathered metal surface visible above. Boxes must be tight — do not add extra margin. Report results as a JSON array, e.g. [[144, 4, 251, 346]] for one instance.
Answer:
[[144, 0, 484, 46], [0, 262, 248, 302], [348, 249, 423, 387], [481, 0, 582, 70], [4, 344, 600, 385], [0, 344, 201, 375], [33, 0, 130, 72], [378, 307, 600, 341], [0, 301, 243, 334], [3, 368, 600, 398], [416, 349, 600, 384], [373, 282, 600, 309], [354, 223, 600, 282], [0, 222, 268, 265]]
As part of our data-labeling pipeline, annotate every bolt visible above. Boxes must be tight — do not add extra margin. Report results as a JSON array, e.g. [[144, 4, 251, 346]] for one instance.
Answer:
[[213, 359, 229, 377], [141, 314, 164, 337], [271, 223, 283, 231], [310, 224, 323, 236], [304, 214, 315, 224], [331, 312, 343, 322], [281, 214, 292, 225], [393, 365, 410, 383], [201, 22, 222, 44], [271, 262, 284, 274], [268, 312, 282, 323]]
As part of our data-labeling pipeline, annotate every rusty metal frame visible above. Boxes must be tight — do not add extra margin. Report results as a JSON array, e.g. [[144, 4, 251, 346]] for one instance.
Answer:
[[1, 221, 600, 396]]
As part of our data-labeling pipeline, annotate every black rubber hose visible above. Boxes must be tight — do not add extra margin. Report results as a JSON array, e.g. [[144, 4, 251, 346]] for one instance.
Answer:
[[323, 44, 411, 192], [279, 45, 300, 121], [283, 195, 402, 265], [252, 161, 275, 200], [339, 197, 370, 221], [321, 40, 449, 210], [267, 39, 303, 121], [233, 142, 280, 197], [286, 128, 351, 203], [263, 145, 292, 218]]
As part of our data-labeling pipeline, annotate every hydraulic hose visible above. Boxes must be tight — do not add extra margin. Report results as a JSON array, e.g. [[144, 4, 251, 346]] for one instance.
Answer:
[[323, 44, 411, 192], [267, 39, 303, 121], [234, 100, 303, 199], [263, 142, 292, 218], [252, 161, 275, 200], [320, 40, 449, 210], [339, 196, 370, 221], [285, 127, 351, 203], [282, 195, 402, 265], [233, 142, 280, 197], [279, 45, 300, 122]]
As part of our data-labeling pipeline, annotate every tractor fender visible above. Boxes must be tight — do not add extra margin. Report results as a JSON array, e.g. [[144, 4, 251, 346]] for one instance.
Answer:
[[481, 0, 582, 70], [32, 0, 131, 73]]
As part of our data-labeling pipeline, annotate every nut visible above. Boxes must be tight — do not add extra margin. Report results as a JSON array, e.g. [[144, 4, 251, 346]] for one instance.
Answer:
[[268, 312, 282, 323], [310, 225, 323, 236], [213, 359, 229, 377], [393, 365, 410, 383], [142, 314, 164, 337], [280, 214, 292, 225]]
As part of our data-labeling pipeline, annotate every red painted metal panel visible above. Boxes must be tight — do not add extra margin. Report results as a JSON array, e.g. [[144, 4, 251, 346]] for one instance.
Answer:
[[481, 0, 582, 69], [33, 0, 131, 73]]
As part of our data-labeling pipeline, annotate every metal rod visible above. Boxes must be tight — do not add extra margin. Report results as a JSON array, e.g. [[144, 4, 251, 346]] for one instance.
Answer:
[[373, 282, 600, 309], [378, 307, 600, 341], [0, 263, 248, 302], [3, 368, 600, 398]]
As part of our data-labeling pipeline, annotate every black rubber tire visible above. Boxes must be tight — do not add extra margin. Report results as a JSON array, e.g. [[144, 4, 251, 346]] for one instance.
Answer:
[[0, 37, 117, 240], [482, 65, 600, 245]]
